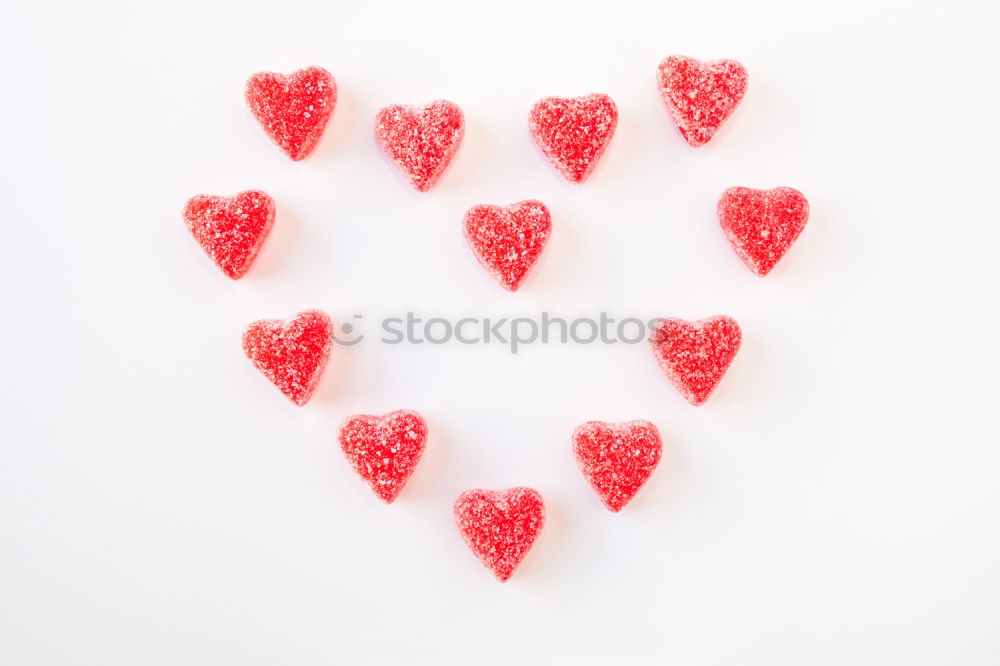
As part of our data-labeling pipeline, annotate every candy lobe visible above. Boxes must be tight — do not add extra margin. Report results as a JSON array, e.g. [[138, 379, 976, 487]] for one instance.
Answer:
[[657, 55, 747, 147], [573, 420, 662, 512], [338, 410, 428, 503], [529, 94, 618, 183], [650, 316, 742, 406], [454, 487, 545, 582], [718, 187, 810, 276], [463, 200, 551, 291], [242, 309, 333, 406], [183, 190, 275, 279], [245, 66, 336, 161], [375, 100, 464, 192]]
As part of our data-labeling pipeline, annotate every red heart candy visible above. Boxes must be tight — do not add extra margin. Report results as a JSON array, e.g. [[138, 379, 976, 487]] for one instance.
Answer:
[[242, 310, 333, 406], [573, 420, 663, 512], [529, 94, 618, 183], [182, 190, 275, 279], [463, 200, 551, 291], [718, 187, 810, 276], [375, 100, 464, 192], [245, 66, 337, 161], [657, 55, 747, 147], [338, 410, 428, 503], [454, 487, 545, 582], [650, 316, 742, 406]]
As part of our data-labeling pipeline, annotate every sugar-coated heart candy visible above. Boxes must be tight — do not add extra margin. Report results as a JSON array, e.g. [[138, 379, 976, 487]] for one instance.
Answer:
[[573, 420, 662, 512], [657, 55, 747, 147], [718, 187, 810, 276], [183, 190, 275, 279], [245, 66, 336, 161], [375, 100, 464, 192], [242, 309, 333, 406], [338, 410, 427, 503], [463, 200, 551, 291], [529, 94, 618, 183], [454, 487, 544, 582], [650, 316, 742, 406]]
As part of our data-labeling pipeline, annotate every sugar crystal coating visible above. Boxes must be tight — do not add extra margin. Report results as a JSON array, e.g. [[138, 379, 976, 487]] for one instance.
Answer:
[[183, 190, 275, 279], [245, 66, 336, 161], [650, 316, 742, 406], [529, 94, 618, 183], [718, 187, 810, 276], [463, 200, 551, 291], [338, 410, 428, 503], [454, 487, 544, 582], [375, 100, 464, 192], [573, 420, 662, 512], [657, 55, 747, 147], [242, 309, 333, 406]]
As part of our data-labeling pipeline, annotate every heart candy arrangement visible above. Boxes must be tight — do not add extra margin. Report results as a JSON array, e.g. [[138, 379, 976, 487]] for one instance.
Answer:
[[245, 66, 337, 161], [529, 93, 618, 183], [463, 200, 552, 291], [375, 100, 465, 192], [338, 410, 428, 503], [182, 56, 811, 582]]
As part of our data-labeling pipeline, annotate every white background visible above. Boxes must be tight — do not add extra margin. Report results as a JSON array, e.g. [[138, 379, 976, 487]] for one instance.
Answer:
[[3, 1, 999, 664]]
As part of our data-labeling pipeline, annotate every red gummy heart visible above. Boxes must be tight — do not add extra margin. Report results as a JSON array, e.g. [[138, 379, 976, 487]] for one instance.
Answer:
[[242, 309, 333, 406], [375, 100, 464, 192], [718, 187, 810, 276], [463, 200, 551, 291], [454, 487, 544, 582], [529, 94, 618, 183], [573, 420, 663, 512], [650, 316, 742, 406], [182, 190, 275, 279], [245, 66, 336, 161], [338, 410, 428, 503], [657, 55, 747, 147]]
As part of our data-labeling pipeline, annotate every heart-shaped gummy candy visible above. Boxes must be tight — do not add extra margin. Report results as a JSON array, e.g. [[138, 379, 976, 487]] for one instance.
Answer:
[[454, 487, 545, 582], [242, 309, 333, 406], [529, 94, 618, 183], [463, 200, 551, 291], [573, 420, 663, 512], [650, 316, 742, 406], [245, 66, 337, 161], [183, 190, 275, 279], [375, 100, 464, 192], [657, 55, 747, 147], [718, 186, 810, 276], [338, 410, 428, 503]]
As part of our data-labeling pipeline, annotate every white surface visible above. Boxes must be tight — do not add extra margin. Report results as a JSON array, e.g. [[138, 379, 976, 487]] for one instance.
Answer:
[[2, 1, 999, 664]]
